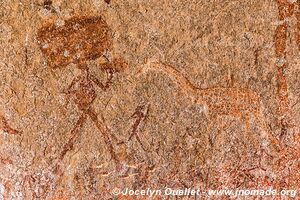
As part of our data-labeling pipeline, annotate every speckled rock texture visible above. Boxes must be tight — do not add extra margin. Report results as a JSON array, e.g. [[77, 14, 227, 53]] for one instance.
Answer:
[[0, 0, 299, 199]]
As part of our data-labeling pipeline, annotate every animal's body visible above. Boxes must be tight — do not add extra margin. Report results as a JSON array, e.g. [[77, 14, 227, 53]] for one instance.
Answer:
[[141, 60, 280, 152]]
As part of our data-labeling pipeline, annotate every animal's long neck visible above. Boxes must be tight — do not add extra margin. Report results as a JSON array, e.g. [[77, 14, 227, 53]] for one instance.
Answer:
[[146, 61, 199, 98]]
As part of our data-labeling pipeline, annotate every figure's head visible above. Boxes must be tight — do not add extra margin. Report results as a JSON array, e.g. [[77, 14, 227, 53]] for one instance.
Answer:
[[37, 16, 113, 68]]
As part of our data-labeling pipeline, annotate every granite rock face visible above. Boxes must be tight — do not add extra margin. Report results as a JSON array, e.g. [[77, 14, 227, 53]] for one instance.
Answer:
[[0, 0, 299, 199]]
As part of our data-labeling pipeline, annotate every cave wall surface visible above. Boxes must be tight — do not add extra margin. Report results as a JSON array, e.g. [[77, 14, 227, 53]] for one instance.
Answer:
[[0, 0, 299, 199]]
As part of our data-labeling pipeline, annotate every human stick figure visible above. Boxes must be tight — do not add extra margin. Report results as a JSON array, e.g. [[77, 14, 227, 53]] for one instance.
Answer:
[[37, 16, 127, 172]]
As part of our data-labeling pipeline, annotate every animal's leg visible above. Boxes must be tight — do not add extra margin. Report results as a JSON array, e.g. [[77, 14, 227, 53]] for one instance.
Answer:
[[240, 113, 260, 151], [204, 114, 228, 188], [206, 114, 223, 149], [242, 113, 250, 138], [87, 107, 119, 166], [254, 110, 281, 154]]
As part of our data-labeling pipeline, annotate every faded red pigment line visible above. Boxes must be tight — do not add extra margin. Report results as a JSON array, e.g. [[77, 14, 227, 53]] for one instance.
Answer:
[[128, 104, 150, 152], [296, 0, 300, 52], [276, 0, 294, 20], [3, 181, 12, 200], [0, 157, 13, 165], [274, 0, 294, 138], [0, 115, 21, 135], [271, 0, 300, 190]]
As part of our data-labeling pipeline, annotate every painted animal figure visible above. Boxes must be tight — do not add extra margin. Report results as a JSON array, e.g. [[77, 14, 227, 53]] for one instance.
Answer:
[[37, 16, 127, 171], [139, 59, 281, 153]]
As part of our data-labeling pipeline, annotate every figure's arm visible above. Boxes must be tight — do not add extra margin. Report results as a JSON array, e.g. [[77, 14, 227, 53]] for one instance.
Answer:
[[89, 74, 107, 91], [64, 76, 81, 94], [91, 57, 127, 90], [90, 68, 116, 91]]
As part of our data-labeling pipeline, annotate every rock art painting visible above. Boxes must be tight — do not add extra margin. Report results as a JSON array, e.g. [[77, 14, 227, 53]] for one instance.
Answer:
[[0, 0, 299, 199]]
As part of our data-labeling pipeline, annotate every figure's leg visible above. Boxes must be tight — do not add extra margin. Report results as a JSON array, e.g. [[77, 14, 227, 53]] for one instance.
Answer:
[[54, 113, 87, 174], [59, 113, 87, 160], [128, 123, 148, 152], [0, 115, 21, 135], [87, 108, 119, 166], [62, 75, 81, 106], [128, 104, 150, 152]]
